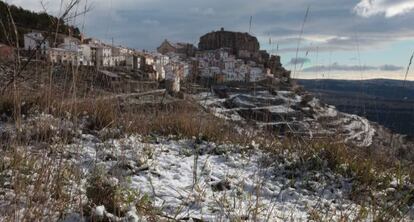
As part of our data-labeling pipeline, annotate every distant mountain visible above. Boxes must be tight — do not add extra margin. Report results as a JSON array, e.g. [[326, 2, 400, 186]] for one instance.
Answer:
[[0, 1, 80, 46], [298, 78, 414, 137]]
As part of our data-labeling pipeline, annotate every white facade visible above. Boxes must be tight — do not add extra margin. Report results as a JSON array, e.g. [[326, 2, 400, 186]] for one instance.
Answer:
[[165, 63, 180, 92], [219, 50, 229, 60], [48, 48, 82, 66], [201, 66, 221, 78], [24, 32, 49, 53], [145, 56, 155, 66], [224, 58, 236, 71], [59, 42, 79, 51], [224, 70, 245, 82], [181, 62, 189, 78], [112, 55, 126, 66], [64, 36, 81, 45], [249, 67, 265, 82], [164, 64, 175, 80], [96, 46, 113, 67], [154, 63, 165, 80], [79, 44, 94, 66], [194, 49, 268, 83]]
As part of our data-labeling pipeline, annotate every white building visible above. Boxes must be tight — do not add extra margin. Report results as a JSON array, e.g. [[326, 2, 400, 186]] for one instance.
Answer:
[[64, 36, 81, 45], [165, 63, 180, 93], [194, 48, 269, 83], [201, 66, 221, 78], [24, 32, 49, 54], [59, 42, 79, 51], [224, 58, 236, 71], [224, 70, 245, 82], [154, 63, 165, 80], [79, 44, 94, 66], [145, 55, 155, 66], [112, 55, 126, 66], [96, 46, 113, 67], [47, 48, 82, 66], [249, 67, 265, 82], [111, 46, 128, 66]]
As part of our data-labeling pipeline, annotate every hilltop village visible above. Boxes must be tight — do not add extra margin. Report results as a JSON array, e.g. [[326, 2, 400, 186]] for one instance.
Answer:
[[15, 28, 291, 93], [3, 27, 414, 222], [6, 27, 413, 155], [3, 1, 414, 220]]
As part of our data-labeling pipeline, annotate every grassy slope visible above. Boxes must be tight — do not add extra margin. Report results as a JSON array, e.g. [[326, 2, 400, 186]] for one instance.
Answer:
[[0, 62, 413, 220]]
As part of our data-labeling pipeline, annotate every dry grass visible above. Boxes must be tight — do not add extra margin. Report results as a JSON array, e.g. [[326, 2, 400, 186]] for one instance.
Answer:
[[272, 137, 414, 221], [1, 61, 414, 221], [121, 101, 245, 143], [0, 146, 78, 221]]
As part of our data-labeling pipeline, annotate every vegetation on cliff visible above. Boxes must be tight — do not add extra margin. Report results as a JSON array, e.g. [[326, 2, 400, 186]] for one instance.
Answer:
[[0, 1, 80, 46]]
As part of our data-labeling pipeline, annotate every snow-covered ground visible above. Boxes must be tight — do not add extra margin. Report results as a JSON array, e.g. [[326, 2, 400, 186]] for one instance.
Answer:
[[65, 134, 362, 221], [0, 90, 411, 221], [308, 98, 376, 147], [195, 90, 376, 147], [0, 111, 412, 221]]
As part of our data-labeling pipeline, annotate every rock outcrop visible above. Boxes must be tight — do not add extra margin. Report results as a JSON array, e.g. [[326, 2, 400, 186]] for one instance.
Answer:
[[199, 28, 259, 55], [198, 28, 291, 79], [267, 55, 291, 79]]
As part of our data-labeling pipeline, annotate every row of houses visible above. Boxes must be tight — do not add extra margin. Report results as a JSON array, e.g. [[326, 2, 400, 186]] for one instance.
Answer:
[[21, 33, 273, 86], [157, 40, 274, 85], [197, 49, 273, 83], [18, 33, 276, 93], [23, 32, 137, 68], [22, 32, 188, 88]]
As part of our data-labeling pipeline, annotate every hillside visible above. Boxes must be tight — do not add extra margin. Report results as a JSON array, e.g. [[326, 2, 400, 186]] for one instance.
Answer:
[[298, 79, 414, 137], [0, 61, 413, 221], [0, 6, 413, 218], [0, 1, 80, 46]]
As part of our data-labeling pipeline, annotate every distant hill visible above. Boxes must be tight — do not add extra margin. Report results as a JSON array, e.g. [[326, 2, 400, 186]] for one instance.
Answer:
[[298, 78, 414, 137], [0, 1, 80, 46]]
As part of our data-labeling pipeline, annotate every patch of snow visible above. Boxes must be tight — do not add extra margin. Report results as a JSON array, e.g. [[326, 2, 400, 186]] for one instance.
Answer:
[[309, 98, 338, 118], [341, 114, 376, 147], [83, 135, 360, 221], [93, 206, 106, 218], [263, 105, 295, 114]]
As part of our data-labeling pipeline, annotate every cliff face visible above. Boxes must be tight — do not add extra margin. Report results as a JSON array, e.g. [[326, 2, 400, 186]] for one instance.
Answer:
[[198, 28, 291, 80], [198, 28, 259, 54]]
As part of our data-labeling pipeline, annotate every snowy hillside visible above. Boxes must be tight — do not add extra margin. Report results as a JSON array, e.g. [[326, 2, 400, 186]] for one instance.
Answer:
[[0, 109, 412, 221], [63, 135, 362, 221], [195, 88, 376, 148]]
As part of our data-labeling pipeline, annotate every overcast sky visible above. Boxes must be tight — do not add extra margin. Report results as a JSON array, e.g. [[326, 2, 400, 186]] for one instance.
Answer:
[[6, 0, 414, 80]]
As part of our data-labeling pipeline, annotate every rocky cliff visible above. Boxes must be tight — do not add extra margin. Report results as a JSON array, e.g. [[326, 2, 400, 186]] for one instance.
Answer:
[[198, 28, 291, 79], [198, 28, 259, 55]]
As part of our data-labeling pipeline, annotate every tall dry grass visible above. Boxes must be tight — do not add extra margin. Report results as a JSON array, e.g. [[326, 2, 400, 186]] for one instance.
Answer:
[[0, 1, 413, 221]]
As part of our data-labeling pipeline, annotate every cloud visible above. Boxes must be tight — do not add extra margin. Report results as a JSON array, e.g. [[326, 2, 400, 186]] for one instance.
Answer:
[[7, 0, 414, 56], [288, 57, 311, 65], [303, 63, 403, 72], [354, 0, 414, 18], [142, 19, 160, 26], [190, 7, 216, 16], [379, 64, 404, 71]]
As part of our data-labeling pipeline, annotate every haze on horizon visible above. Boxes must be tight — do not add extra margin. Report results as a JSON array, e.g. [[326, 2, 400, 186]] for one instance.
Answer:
[[6, 0, 414, 81]]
